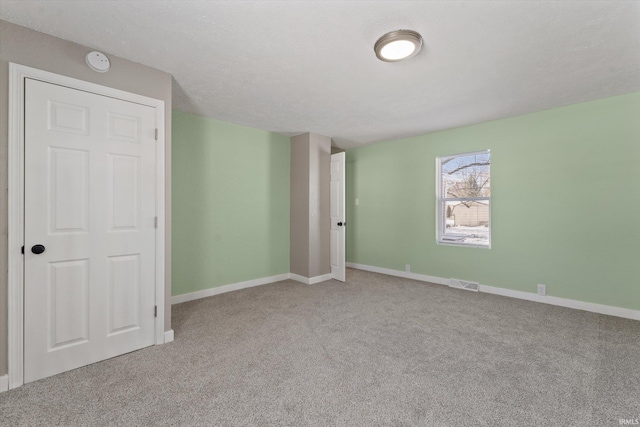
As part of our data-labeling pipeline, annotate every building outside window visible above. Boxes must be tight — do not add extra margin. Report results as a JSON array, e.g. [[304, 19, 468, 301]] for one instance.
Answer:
[[436, 150, 491, 247]]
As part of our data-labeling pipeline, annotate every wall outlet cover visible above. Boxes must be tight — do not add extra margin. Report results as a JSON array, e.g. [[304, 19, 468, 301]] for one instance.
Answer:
[[537, 284, 547, 296]]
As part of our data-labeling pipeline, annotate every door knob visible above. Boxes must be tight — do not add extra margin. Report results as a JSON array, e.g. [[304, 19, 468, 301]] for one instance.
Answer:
[[337, 222, 343, 226], [31, 244, 46, 255]]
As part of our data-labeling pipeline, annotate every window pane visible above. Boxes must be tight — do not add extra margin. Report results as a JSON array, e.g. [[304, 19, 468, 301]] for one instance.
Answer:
[[441, 200, 490, 245], [441, 152, 490, 199]]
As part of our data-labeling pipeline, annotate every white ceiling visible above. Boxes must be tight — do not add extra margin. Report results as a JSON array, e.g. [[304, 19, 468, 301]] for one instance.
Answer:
[[1, 1, 639, 149]]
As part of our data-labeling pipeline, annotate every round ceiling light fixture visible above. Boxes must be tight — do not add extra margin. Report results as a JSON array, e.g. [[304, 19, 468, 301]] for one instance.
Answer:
[[374, 29, 423, 62]]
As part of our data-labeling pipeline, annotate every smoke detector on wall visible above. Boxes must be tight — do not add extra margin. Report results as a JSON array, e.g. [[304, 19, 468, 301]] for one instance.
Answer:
[[85, 51, 111, 73]]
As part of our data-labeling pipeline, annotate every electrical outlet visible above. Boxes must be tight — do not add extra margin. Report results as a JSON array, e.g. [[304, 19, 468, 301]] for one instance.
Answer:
[[355, 198, 359, 205], [537, 284, 546, 296], [405, 264, 411, 272]]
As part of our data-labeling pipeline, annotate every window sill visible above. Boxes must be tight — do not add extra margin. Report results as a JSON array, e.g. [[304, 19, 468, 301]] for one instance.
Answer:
[[437, 240, 491, 249]]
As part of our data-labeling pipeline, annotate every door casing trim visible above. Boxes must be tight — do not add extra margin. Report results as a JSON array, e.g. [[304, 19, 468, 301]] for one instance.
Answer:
[[8, 63, 166, 389]]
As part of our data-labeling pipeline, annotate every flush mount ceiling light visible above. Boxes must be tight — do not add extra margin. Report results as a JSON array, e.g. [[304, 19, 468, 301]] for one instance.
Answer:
[[374, 29, 423, 62]]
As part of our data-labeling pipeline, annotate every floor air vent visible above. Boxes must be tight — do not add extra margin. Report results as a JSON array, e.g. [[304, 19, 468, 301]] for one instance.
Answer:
[[449, 278, 479, 292]]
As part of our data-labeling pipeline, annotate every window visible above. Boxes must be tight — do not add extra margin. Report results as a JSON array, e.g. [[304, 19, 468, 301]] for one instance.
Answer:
[[436, 150, 491, 247]]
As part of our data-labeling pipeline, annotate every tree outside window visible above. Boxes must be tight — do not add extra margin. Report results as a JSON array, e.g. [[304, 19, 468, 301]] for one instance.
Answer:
[[436, 150, 491, 247]]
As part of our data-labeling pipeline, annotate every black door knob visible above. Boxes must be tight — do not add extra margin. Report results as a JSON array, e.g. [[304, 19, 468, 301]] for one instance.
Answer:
[[31, 244, 46, 255], [337, 222, 343, 226]]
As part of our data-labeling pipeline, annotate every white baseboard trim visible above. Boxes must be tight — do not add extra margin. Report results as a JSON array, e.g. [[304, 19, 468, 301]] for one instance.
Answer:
[[171, 273, 291, 305], [346, 263, 640, 321], [346, 262, 448, 286], [0, 375, 8, 393], [290, 273, 334, 285], [164, 329, 174, 343], [479, 285, 640, 321]]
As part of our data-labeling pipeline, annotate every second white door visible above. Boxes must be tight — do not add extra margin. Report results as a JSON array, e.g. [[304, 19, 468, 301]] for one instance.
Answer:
[[330, 152, 346, 282], [24, 78, 158, 383]]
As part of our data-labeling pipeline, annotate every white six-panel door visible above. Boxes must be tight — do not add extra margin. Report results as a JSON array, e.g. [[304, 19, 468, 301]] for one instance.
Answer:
[[330, 152, 346, 282], [23, 78, 157, 383]]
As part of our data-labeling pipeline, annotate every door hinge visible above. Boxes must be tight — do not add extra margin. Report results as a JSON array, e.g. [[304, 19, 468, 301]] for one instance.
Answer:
[[155, 128, 158, 141], [154, 305, 158, 318], [154, 216, 158, 228], [21, 246, 24, 255]]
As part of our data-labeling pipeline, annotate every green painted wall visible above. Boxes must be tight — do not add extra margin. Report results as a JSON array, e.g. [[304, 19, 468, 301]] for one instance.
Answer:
[[172, 111, 290, 296], [346, 92, 640, 310]]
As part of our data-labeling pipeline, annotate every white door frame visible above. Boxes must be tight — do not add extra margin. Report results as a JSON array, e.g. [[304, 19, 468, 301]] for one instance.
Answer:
[[7, 63, 166, 390]]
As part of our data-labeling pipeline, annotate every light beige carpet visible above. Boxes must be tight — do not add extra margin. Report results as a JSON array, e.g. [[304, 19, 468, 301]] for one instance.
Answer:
[[1, 268, 639, 426]]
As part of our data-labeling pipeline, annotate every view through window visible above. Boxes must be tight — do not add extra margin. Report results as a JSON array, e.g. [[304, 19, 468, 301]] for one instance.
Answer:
[[437, 150, 491, 247]]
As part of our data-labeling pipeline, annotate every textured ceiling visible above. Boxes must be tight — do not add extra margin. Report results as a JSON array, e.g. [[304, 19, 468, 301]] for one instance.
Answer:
[[1, 1, 639, 148]]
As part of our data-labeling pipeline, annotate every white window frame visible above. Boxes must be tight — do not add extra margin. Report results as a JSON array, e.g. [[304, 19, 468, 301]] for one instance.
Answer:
[[436, 149, 491, 248]]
